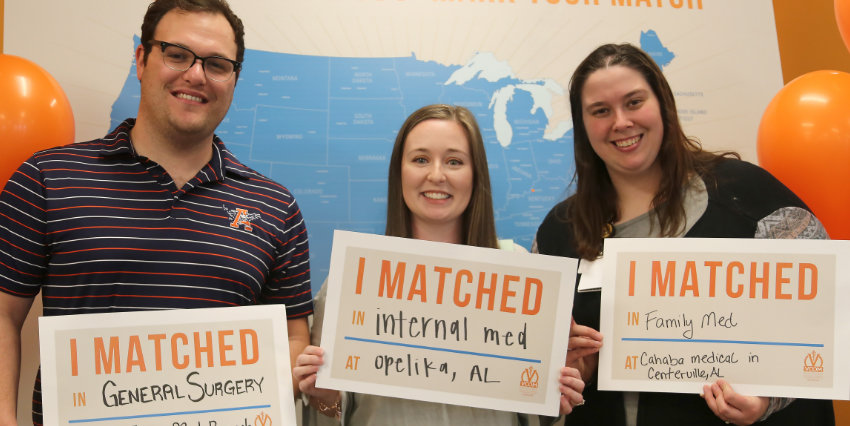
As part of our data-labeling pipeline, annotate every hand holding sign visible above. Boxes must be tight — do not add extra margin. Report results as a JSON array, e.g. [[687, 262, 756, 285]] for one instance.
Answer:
[[558, 367, 586, 415], [702, 380, 769, 425], [294, 345, 342, 417], [566, 317, 603, 382]]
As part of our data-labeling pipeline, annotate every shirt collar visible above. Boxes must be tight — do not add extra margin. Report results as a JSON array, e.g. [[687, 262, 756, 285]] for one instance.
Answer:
[[98, 118, 253, 182]]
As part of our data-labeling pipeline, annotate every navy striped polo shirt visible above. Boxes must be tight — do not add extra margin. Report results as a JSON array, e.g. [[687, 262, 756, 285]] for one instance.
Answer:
[[0, 119, 312, 318]]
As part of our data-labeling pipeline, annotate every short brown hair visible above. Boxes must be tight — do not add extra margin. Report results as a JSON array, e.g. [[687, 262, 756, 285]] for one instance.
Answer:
[[140, 0, 245, 67], [385, 104, 499, 249]]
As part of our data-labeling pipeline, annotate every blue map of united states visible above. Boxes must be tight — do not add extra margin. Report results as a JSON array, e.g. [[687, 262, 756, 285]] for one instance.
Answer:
[[110, 30, 674, 289]]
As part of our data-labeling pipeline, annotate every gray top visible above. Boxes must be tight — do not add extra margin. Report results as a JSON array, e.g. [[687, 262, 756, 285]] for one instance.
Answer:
[[615, 175, 707, 426]]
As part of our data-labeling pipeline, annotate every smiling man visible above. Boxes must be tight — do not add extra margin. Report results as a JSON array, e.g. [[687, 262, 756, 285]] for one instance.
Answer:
[[0, 1, 312, 424]]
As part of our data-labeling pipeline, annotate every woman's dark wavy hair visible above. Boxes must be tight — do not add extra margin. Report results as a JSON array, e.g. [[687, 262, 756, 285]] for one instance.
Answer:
[[385, 104, 499, 249], [566, 43, 737, 259]]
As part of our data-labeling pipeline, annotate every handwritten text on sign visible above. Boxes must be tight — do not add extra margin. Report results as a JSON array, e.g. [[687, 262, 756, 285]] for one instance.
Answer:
[[39, 305, 296, 426], [598, 238, 850, 400], [317, 231, 577, 416]]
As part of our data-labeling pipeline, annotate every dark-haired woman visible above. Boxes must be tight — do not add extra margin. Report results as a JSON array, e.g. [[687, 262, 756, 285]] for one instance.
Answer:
[[534, 44, 835, 426]]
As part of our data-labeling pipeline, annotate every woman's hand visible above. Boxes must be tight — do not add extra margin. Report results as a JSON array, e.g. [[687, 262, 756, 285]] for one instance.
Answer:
[[702, 379, 769, 425], [567, 317, 603, 381], [558, 366, 586, 415], [293, 345, 342, 413]]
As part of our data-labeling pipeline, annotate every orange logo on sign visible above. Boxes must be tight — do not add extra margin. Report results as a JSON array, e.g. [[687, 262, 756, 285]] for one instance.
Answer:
[[520, 366, 539, 390], [803, 350, 824, 373], [255, 411, 272, 426]]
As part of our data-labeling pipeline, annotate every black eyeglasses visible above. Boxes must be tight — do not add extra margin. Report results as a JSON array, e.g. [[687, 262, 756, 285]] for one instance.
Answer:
[[149, 40, 241, 82]]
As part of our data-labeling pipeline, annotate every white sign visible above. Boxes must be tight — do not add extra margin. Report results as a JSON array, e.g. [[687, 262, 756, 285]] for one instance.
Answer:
[[39, 305, 297, 425], [598, 238, 850, 400], [317, 231, 577, 416]]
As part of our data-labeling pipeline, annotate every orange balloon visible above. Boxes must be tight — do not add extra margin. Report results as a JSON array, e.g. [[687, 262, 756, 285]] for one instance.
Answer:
[[837, 0, 850, 53], [0, 54, 75, 189], [757, 70, 850, 240]]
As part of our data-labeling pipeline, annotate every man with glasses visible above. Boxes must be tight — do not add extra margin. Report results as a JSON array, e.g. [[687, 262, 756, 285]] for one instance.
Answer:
[[0, 1, 312, 423]]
